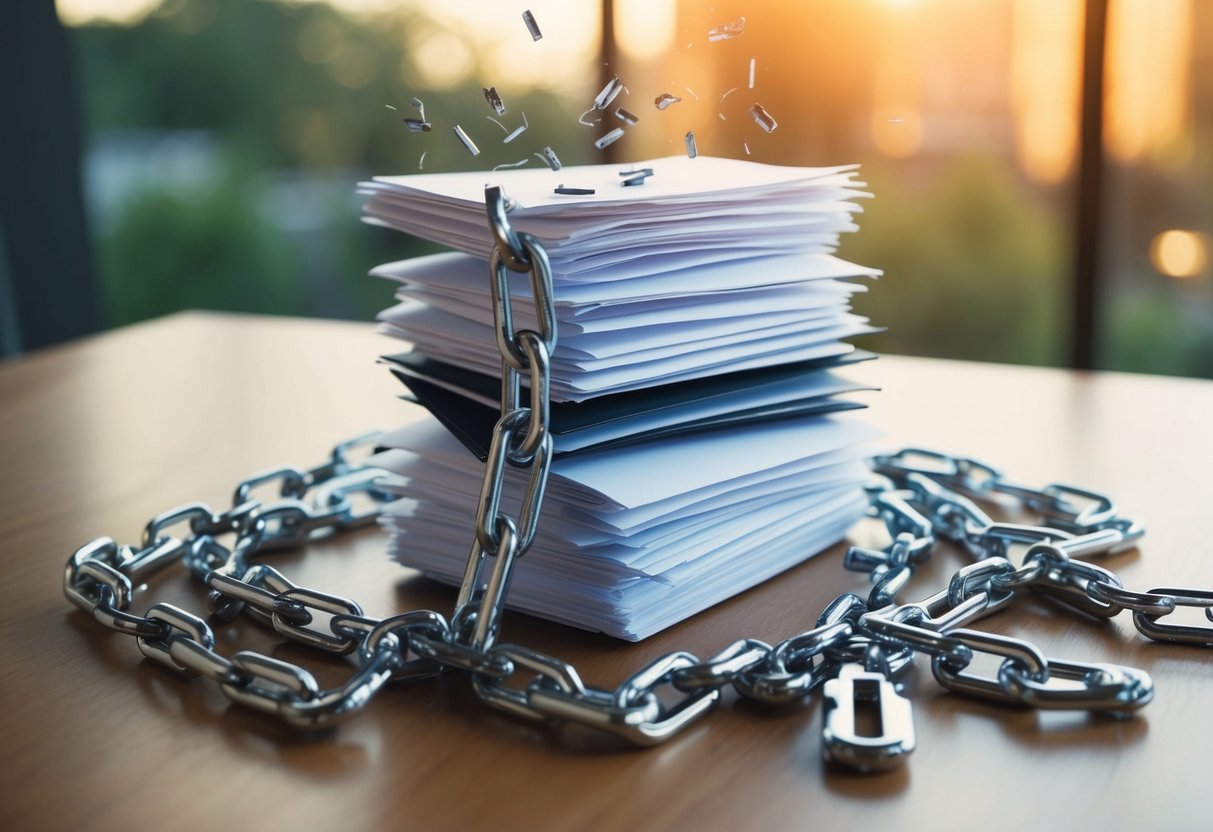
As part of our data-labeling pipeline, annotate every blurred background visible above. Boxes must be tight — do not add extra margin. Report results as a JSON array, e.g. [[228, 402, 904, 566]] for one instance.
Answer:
[[2, 0, 1209, 376]]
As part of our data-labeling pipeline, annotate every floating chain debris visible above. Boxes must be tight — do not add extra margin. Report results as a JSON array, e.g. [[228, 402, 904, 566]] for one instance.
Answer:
[[594, 76, 625, 110], [619, 167, 654, 187], [452, 124, 480, 156], [594, 127, 625, 150], [708, 16, 746, 41], [384, 12, 766, 175], [522, 9, 542, 41], [554, 185, 595, 195], [748, 103, 778, 133], [535, 146, 562, 170], [503, 112, 529, 143], [403, 96, 431, 132], [483, 86, 506, 116], [614, 107, 639, 125]]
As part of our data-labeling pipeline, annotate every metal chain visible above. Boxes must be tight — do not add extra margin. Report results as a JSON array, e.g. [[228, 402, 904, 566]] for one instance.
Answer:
[[451, 189, 556, 654], [61, 196, 1213, 772]]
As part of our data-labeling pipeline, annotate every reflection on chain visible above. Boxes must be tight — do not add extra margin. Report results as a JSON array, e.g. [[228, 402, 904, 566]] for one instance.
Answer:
[[62, 193, 1213, 772], [451, 189, 556, 653]]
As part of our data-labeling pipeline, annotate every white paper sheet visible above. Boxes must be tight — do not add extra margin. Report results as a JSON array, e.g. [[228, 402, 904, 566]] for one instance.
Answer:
[[367, 155, 862, 212], [360, 155, 871, 270], [364, 156, 883, 639], [371, 412, 874, 639]]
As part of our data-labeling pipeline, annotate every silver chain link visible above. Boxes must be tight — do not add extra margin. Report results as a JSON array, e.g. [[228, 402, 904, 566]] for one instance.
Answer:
[[62, 195, 1213, 769]]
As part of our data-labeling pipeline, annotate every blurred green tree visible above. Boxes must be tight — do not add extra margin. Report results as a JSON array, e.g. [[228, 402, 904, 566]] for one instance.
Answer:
[[844, 155, 1066, 367], [68, 0, 1208, 378], [71, 0, 591, 327]]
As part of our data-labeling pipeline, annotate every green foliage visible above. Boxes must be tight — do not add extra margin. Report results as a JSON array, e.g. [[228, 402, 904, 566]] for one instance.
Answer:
[[842, 155, 1066, 367], [1104, 289, 1213, 377], [68, 1, 1210, 378], [71, 0, 590, 328], [100, 164, 304, 326]]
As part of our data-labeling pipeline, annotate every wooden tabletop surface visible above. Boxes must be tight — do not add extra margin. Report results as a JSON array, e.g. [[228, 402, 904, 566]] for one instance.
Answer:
[[3, 311, 1212, 831]]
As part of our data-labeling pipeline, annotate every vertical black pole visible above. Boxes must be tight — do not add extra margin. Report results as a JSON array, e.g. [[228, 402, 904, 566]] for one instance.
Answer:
[[0, 2, 98, 354], [600, 0, 621, 164], [1073, 0, 1109, 370]]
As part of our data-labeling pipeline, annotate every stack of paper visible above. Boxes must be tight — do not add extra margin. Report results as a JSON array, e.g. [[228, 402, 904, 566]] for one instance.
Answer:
[[361, 156, 882, 640]]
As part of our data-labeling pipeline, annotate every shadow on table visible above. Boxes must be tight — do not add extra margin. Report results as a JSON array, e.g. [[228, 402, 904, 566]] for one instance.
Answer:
[[925, 689, 1150, 750]]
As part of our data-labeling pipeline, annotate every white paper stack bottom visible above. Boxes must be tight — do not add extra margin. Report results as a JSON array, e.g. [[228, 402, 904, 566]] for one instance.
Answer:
[[360, 155, 883, 640]]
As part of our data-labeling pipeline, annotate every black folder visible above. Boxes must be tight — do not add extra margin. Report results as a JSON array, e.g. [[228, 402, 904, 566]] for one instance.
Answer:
[[384, 350, 876, 459]]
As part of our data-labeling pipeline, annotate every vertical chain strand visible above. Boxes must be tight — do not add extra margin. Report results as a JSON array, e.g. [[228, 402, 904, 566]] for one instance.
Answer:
[[451, 186, 557, 653]]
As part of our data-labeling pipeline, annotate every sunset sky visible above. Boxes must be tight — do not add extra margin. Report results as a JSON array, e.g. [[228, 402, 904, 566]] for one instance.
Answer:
[[55, 0, 1200, 182]]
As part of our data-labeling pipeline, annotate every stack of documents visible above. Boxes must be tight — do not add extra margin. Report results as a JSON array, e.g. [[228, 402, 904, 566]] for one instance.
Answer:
[[362, 156, 882, 640]]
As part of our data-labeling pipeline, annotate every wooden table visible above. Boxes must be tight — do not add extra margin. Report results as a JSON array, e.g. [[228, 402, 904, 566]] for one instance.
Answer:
[[3, 312, 1211, 830]]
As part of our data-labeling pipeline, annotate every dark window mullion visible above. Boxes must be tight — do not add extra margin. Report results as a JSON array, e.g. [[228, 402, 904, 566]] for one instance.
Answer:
[[1073, 0, 1109, 370]]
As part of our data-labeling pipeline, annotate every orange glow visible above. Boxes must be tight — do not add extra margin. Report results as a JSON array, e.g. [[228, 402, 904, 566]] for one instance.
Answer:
[[869, 8, 921, 160], [615, 0, 677, 61], [1105, 0, 1193, 166], [57, 0, 1203, 184], [1010, 0, 1082, 184], [1151, 230, 1208, 279], [871, 109, 922, 158]]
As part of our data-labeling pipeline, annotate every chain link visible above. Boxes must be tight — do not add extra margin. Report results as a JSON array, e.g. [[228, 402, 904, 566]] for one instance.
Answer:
[[62, 197, 1213, 771]]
